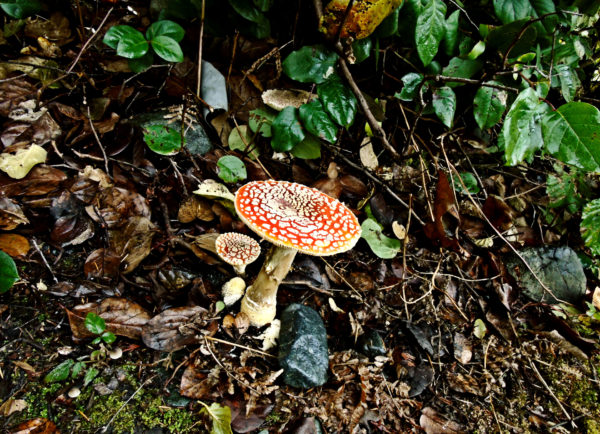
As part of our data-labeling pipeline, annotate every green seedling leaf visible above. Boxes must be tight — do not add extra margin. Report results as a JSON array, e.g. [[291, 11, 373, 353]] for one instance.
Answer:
[[473, 83, 507, 129], [0, 250, 18, 294], [129, 50, 154, 73], [215, 301, 225, 313], [143, 125, 184, 155], [317, 75, 357, 128], [298, 100, 337, 143], [101, 331, 117, 344], [85, 312, 106, 335], [473, 318, 487, 339], [452, 172, 480, 194], [361, 218, 401, 259], [542, 102, 600, 172], [502, 87, 550, 165], [415, 0, 446, 66], [582, 199, 600, 256], [271, 106, 305, 152], [290, 134, 321, 159], [466, 40, 486, 59], [555, 64, 581, 103], [217, 155, 247, 183], [44, 359, 74, 383], [83, 367, 99, 387], [103, 25, 133, 50], [71, 361, 85, 378], [199, 401, 233, 434], [1, 0, 42, 18], [395, 73, 424, 101], [443, 9, 459, 56], [249, 108, 276, 138], [432, 86, 456, 128], [146, 20, 185, 42], [228, 125, 259, 159], [92, 337, 101, 345], [116, 28, 149, 59], [151, 35, 183, 62], [282, 45, 338, 84]]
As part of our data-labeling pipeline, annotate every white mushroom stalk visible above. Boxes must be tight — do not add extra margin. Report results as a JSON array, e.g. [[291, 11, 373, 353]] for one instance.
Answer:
[[235, 180, 361, 327]]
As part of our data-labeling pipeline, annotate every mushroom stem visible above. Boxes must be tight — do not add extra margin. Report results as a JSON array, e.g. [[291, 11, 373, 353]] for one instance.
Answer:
[[240, 245, 297, 327]]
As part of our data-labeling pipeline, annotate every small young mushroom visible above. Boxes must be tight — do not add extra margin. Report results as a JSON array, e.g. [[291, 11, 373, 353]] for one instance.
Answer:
[[235, 180, 361, 327], [222, 276, 246, 306], [215, 232, 261, 274]]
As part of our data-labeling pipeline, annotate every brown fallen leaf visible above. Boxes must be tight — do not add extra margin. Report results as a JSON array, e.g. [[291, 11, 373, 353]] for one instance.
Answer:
[[50, 191, 95, 246], [482, 195, 514, 231], [0, 198, 29, 230], [446, 372, 483, 396], [142, 306, 208, 351], [453, 333, 472, 365], [180, 363, 224, 400], [0, 79, 36, 117], [8, 417, 60, 434], [86, 187, 151, 229], [67, 298, 151, 340], [12, 360, 37, 374], [177, 196, 215, 223], [0, 166, 66, 197], [419, 407, 464, 434], [0, 398, 28, 416], [109, 216, 156, 274], [84, 248, 121, 280], [25, 12, 72, 44]]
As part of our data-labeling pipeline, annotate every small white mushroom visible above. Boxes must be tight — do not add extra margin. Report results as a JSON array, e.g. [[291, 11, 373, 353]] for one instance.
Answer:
[[222, 277, 246, 306]]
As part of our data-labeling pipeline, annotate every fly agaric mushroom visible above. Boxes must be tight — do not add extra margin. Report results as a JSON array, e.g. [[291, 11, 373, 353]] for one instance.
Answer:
[[235, 180, 361, 326], [215, 232, 261, 274]]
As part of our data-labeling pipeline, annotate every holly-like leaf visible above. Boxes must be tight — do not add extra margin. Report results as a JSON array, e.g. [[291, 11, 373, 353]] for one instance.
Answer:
[[282, 45, 339, 84], [116, 27, 149, 59], [151, 35, 183, 62], [582, 199, 600, 256], [290, 134, 322, 159], [432, 86, 456, 128], [415, 0, 447, 66], [85, 312, 106, 335], [0, 250, 18, 293], [502, 87, 550, 165], [298, 100, 337, 143], [217, 155, 247, 183], [199, 401, 233, 434], [44, 359, 74, 383], [542, 102, 600, 172], [146, 20, 185, 42], [473, 83, 507, 129], [143, 125, 184, 155], [361, 218, 401, 259], [271, 106, 305, 152], [317, 75, 357, 128]]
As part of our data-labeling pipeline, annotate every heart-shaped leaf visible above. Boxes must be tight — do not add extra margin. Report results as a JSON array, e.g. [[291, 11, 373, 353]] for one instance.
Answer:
[[146, 20, 185, 42], [151, 35, 183, 62]]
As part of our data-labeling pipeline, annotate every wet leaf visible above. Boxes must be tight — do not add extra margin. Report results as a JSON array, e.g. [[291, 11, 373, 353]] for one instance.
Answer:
[[228, 125, 259, 159], [248, 108, 275, 137], [83, 248, 121, 280], [199, 401, 233, 434], [86, 187, 151, 229], [109, 216, 156, 274], [8, 417, 59, 434], [0, 233, 30, 257], [395, 73, 424, 101], [415, 0, 446, 66], [320, 0, 402, 40], [282, 45, 338, 84], [317, 74, 357, 128], [290, 135, 321, 160], [1, 0, 42, 19], [84, 312, 106, 335], [44, 359, 74, 383], [0, 144, 47, 179], [0, 79, 36, 117], [361, 218, 401, 259], [271, 106, 305, 152], [0, 166, 66, 197], [180, 363, 223, 400], [0, 197, 29, 229], [142, 306, 208, 351], [432, 86, 456, 128], [298, 100, 337, 143], [0, 250, 19, 294], [473, 82, 507, 129], [143, 124, 183, 155]]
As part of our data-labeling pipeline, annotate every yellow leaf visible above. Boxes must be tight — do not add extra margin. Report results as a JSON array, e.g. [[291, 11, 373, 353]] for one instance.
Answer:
[[0, 144, 47, 179]]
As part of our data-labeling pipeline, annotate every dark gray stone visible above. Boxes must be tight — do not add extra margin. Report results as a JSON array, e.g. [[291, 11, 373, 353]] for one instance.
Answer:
[[278, 304, 329, 388], [358, 329, 386, 357], [505, 246, 586, 304]]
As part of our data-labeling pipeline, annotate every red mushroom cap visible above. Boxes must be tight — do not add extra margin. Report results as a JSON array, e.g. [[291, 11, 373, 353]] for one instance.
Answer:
[[215, 232, 261, 268], [234, 180, 361, 256]]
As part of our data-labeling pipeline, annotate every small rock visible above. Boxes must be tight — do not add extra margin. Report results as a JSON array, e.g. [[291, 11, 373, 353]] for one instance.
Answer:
[[358, 329, 386, 357], [278, 304, 328, 388], [505, 246, 586, 304], [93, 383, 113, 396]]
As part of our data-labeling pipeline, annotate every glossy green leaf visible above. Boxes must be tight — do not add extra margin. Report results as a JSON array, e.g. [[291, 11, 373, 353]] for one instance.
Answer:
[[71, 361, 85, 378], [248, 108, 276, 138], [352, 38, 372, 64], [199, 401, 233, 434], [542, 102, 600, 172], [441, 57, 482, 86], [146, 20, 185, 42], [395, 73, 424, 101], [432, 86, 456, 128], [271, 107, 305, 151], [83, 367, 99, 387], [0, 0, 41, 18], [290, 134, 321, 159], [415, 0, 446, 66], [282, 45, 339, 84], [473, 83, 507, 129], [443, 9, 460, 56], [466, 40, 486, 59], [0, 250, 18, 294], [502, 87, 550, 165], [361, 218, 401, 259], [229, 0, 264, 23], [493, 0, 535, 24], [151, 35, 183, 62], [44, 359, 74, 383], [103, 25, 137, 50], [317, 75, 357, 128], [101, 331, 117, 344], [217, 155, 247, 183], [582, 199, 600, 256], [116, 28, 149, 59], [298, 100, 337, 143], [85, 312, 106, 335], [143, 125, 184, 155], [486, 18, 537, 58], [129, 51, 154, 73], [555, 64, 581, 103]]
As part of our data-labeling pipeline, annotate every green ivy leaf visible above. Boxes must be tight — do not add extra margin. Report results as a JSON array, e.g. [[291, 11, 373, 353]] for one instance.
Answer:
[[473, 83, 507, 129], [199, 401, 233, 434], [228, 125, 259, 159], [415, 0, 447, 66], [441, 57, 482, 86], [143, 125, 184, 155], [395, 73, 424, 101], [317, 75, 357, 128], [85, 312, 106, 335], [582, 199, 600, 256], [151, 35, 183, 62], [271, 107, 305, 151], [502, 87, 550, 165], [542, 102, 600, 172], [443, 9, 460, 56], [0, 250, 18, 294], [44, 359, 74, 383], [298, 100, 337, 143], [116, 28, 149, 59], [146, 20, 185, 42], [361, 218, 401, 259], [217, 155, 247, 183], [555, 64, 581, 103], [290, 134, 321, 159], [432, 86, 456, 128], [0, 0, 42, 18], [282, 45, 339, 84]]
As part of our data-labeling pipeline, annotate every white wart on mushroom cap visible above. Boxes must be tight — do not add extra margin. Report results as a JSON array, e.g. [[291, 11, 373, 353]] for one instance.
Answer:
[[234, 180, 361, 255], [215, 232, 261, 272]]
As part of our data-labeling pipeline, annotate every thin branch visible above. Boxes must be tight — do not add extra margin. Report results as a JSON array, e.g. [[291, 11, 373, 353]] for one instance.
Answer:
[[67, 7, 113, 74], [428, 75, 519, 93]]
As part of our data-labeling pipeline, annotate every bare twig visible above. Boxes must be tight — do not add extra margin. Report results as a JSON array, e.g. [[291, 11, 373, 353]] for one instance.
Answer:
[[528, 358, 574, 427], [86, 106, 110, 175], [428, 75, 519, 93], [32, 239, 57, 284], [68, 7, 114, 74], [196, 0, 206, 97]]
